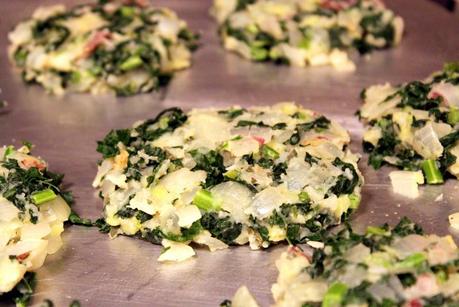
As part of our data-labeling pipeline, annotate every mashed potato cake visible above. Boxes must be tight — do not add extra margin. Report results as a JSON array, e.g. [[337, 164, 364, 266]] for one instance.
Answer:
[[8, 1, 198, 96], [211, 0, 403, 71], [223, 218, 459, 307], [93, 103, 363, 262], [359, 63, 459, 191], [0, 145, 73, 305]]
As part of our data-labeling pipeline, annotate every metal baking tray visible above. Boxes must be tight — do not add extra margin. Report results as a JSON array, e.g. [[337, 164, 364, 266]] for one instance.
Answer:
[[1, 0, 458, 306]]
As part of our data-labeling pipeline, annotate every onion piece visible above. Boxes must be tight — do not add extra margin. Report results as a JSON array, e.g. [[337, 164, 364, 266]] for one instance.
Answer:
[[46, 234, 63, 255], [193, 230, 228, 252], [211, 181, 254, 224], [176, 205, 202, 228], [367, 281, 399, 303], [440, 273, 459, 296], [157, 239, 195, 262], [160, 168, 206, 196], [389, 170, 424, 199], [344, 243, 370, 263], [0, 256, 27, 293], [390, 234, 430, 258], [43, 196, 71, 222], [231, 286, 260, 307], [412, 123, 444, 160], [247, 186, 298, 219], [21, 223, 51, 240], [0, 197, 20, 222]]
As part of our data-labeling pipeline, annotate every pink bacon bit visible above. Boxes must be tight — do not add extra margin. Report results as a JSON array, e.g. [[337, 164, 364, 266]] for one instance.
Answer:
[[428, 92, 441, 100], [320, 0, 358, 11], [405, 274, 439, 304], [20, 157, 46, 171], [408, 299, 423, 307], [252, 136, 265, 145], [16, 252, 30, 262], [81, 29, 112, 59], [428, 82, 459, 107], [288, 245, 312, 262]]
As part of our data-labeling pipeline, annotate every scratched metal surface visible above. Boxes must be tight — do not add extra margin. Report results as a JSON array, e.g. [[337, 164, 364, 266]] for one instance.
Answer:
[[0, 0, 459, 306]]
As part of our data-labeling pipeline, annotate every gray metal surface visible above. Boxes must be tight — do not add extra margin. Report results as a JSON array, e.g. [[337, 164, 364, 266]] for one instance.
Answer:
[[0, 0, 459, 306]]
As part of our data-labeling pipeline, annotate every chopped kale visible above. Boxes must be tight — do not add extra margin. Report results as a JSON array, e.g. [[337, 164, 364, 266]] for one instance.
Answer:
[[141, 228, 164, 245], [439, 150, 457, 175], [68, 211, 93, 227], [289, 130, 300, 145], [297, 116, 331, 132], [272, 122, 287, 130], [397, 273, 416, 288], [178, 28, 200, 51], [308, 248, 326, 278], [241, 153, 255, 165], [257, 157, 274, 169], [429, 108, 449, 123], [329, 158, 360, 196], [225, 24, 249, 44], [190, 150, 226, 188], [440, 130, 459, 149], [307, 218, 423, 283], [220, 299, 233, 307], [218, 108, 246, 120], [304, 153, 319, 165], [359, 88, 367, 100], [286, 224, 301, 244], [411, 118, 427, 128], [106, 6, 135, 32], [33, 19, 70, 51], [97, 108, 187, 159], [69, 300, 81, 307], [328, 26, 347, 49], [392, 216, 423, 236], [135, 108, 188, 142], [423, 294, 449, 306], [201, 213, 242, 244], [443, 61, 459, 74], [249, 215, 270, 242], [96, 129, 131, 158], [366, 117, 399, 169], [167, 221, 203, 242], [272, 162, 288, 184], [136, 211, 153, 223], [355, 13, 394, 54], [68, 212, 112, 234], [141, 221, 203, 244], [235, 120, 270, 128], [258, 202, 317, 244], [94, 218, 111, 233], [14, 48, 29, 67], [395, 81, 440, 110], [268, 210, 285, 227], [0, 159, 72, 212], [132, 145, 167, 184], [115, 205, 137, 218]]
